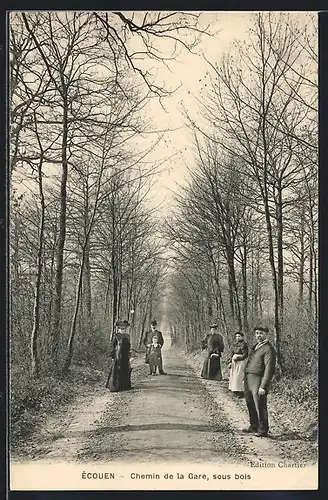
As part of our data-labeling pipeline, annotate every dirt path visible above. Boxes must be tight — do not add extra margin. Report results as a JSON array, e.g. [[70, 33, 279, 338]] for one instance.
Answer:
[[12, 344, 317, 466]]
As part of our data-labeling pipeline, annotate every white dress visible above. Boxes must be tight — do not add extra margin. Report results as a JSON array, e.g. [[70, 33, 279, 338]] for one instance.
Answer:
[[229, 358, 247, 392], [228, 341, 248, 392]]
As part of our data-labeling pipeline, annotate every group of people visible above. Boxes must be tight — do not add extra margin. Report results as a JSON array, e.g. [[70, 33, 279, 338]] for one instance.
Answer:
[[105, 317, 276, 438], [105, 319, 166, 392], [201, 323, 276, 438]]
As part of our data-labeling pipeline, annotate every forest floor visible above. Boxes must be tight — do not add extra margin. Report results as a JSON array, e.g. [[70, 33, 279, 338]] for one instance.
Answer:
[[11, 344, 318, 467]]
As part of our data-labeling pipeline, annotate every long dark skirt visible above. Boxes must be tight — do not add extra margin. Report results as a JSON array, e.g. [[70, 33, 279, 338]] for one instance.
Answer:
[[106, 358, 132, 392], [106, 335, 132, 392], [201, 354, 222, 381]]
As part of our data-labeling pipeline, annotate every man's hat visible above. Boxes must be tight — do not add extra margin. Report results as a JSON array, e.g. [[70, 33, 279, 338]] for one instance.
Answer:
[[116, 320, 130, 328], [253, 326, 269, 333], [150, 319, 157, 326]]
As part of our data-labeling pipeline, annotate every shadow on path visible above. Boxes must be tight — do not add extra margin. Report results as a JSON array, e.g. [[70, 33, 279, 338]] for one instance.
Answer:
[[94, 422, 224, 434]]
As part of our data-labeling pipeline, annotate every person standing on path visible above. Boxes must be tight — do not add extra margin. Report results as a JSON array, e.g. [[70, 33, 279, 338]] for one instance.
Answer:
[[106, 320, 132, 392], [242, 326, 276, 437], [143, 319, 167, 375], [201, 323, 224, 380], [228, 331, 249, 398]]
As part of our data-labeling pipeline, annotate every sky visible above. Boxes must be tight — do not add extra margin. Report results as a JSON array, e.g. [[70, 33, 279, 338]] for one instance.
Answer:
[[11, 11, 317, 215], [140, 12, 253, 215], [12, 11, 251, 202], [137, 11, 317, 216]]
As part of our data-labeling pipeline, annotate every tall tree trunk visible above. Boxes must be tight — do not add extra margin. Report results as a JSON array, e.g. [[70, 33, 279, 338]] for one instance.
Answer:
[[30, 154, 45, 378], [276, 181, 284, 333], [138, 307, 148, 348], [82, 187, 92, 340], [209, 249, 227, 333], [308, 244, 313, 315], [116, 259, 122, 322], [227, 250, 242, 330], [11, 211, 22, 339], [111, 268, 118, 343], [83, 239, 92, 337], [110, 204, 118, 343], [11, 211, 20, 289], [227, 273, 235, 320], [241, 240, 249, 333], [251, 246, 255, 320], [62, 248, 86, 374], [104, 273, 111, 318], [298, 218, 305, 308], [46, 237, 56, 356], [52, 99, 68, 368], [251, 242, 261, 323], [262, 188, 283, 371], [256, 249, 263, 320], [313, 245, 318, 328], [148, 300, 153, 326]]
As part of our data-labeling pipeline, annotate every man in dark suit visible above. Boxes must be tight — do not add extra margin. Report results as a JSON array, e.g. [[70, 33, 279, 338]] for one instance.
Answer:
[[243, 326, 276, 437], [143, 319, 167, 375]]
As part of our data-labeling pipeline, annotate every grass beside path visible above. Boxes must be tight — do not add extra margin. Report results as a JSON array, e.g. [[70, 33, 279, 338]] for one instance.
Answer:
[[10, 354, 147, 455]]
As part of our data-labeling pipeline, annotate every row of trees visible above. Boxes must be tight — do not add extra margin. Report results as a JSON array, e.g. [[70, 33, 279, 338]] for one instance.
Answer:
[[10, 11, 205, 377], [166, 13, 318, 376]]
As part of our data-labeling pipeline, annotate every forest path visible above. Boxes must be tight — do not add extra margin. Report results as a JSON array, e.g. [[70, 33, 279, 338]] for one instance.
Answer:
[[11, 345, 316, 465]]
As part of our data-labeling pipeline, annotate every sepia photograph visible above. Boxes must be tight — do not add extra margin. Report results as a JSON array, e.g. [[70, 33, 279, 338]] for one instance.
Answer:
[[8, 10, 318, 491]]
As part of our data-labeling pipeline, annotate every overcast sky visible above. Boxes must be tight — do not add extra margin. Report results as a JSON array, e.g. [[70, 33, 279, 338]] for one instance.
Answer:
[[11, 11, 317, 214], [142, 11, 317, 216], [144, 12, 252, 214]]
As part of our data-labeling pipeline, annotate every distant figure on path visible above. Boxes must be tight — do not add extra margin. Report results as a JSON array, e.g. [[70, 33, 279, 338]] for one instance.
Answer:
[[201, 323, 224, 380], [106, 320, 132, 392], [143, 319, 167, 375], [242, 326, 276, 437], [228, 331, 249, 398]]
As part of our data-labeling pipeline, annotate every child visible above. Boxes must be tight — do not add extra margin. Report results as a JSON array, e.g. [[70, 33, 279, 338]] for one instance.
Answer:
[[148, 336, 162, 375]]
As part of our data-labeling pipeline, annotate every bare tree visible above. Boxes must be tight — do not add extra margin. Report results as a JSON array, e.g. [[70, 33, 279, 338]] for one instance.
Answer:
[[191, 12, 317, 370], [14, 11, 210, 371]]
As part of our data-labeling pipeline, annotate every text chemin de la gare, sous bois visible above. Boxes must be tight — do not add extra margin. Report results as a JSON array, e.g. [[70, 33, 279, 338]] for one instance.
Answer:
[[81, 472, 251, 481], [81, 462, 307, 481]]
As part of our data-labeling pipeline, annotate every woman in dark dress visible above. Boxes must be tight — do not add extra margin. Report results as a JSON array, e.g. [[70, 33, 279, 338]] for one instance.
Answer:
[[106, 320, 132, 392], [201, 323, 224, 380]]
